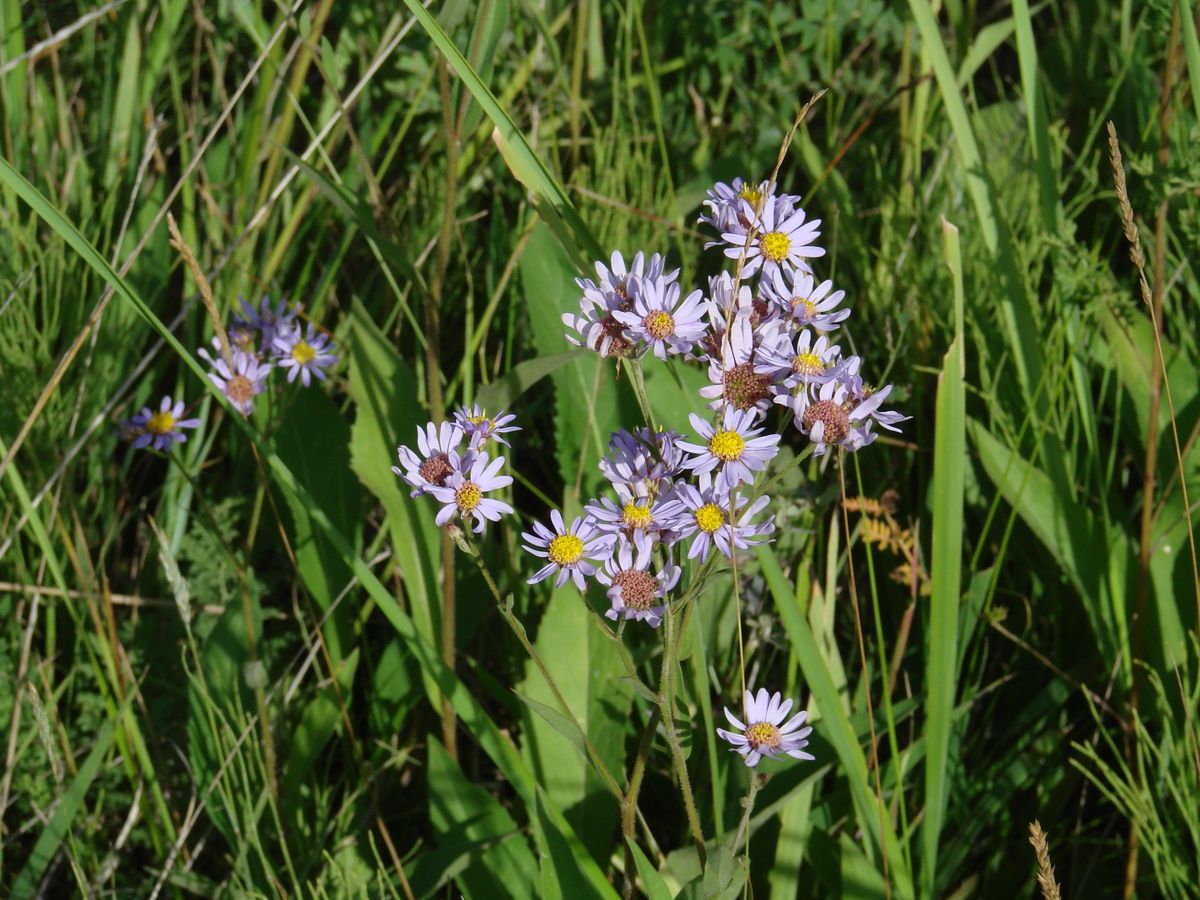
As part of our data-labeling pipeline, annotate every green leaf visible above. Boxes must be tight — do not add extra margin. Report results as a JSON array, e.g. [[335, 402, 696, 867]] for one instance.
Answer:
[[476, 350, 585, 412], [427, 738, 539, 900], [275, 387, 361, 664], [534, 790, 621, 900], [921, 220, 967, 896], [626, 839, 673, 900]]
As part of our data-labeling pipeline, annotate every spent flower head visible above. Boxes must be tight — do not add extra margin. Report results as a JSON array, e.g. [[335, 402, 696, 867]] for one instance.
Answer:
[[393, 421, 467, 497], [595, 533, 681, 628], [198, 341, 273, 415], [717, 688, 814, 767]]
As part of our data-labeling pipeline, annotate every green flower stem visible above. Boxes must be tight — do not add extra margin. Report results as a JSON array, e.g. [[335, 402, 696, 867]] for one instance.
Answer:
[[660, 601, 706, 860], [459, 531, 625, 801], [732, 773, 764, 857], [621, 704, 662, 900]]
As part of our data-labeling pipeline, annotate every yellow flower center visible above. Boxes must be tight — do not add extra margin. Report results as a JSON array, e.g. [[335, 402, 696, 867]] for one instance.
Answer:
[[708, 429, 746, 462], [455, 481, 482, 512], [621, 502, 653, 529], [761, 231, 790, 262], [737, 182, 762, 207], [694, 503, 725, 534], [792, 352, 825, 377], [468, 412, 491, 426], [292, 340, 316, 365], [643, 310, 675, 340], [548, 534, 585, 566], [745, 721, 782, 750], [146, 410, 175, 435], [793, 297, 817, 318]]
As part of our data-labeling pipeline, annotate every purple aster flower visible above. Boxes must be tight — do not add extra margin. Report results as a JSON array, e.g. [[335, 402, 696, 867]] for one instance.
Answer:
[[273, 321, 337, 386], [721, 196, 824, 280], [452, 404, 521, 448], [678, 408, 781, 489], [761, 269, 851, 332], [598, 427, 686, 495], [392, 421, 467, 497], [198, 341, 273, 415], [758, 328, 843, 399], [237, 297, 298, 349], [585, 482, 683, 544], [427, 450, 513, 534], [522, 510, 614, 590], [716, 688, 814, 767], [670, 475, 774, 562], [563, 251, 678, 358], [595, 533, 681, 628], [699, 178, 772, 240], [612, 279, 707, 360], [123, 395, 202, 451]]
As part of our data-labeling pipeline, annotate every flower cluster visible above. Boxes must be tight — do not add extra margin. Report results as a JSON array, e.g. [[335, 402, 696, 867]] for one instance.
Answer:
[[548, 176, 910, 767], [199, 298, 338, 416], [392, 407, 519, 534], [521, 421, 776, 625]]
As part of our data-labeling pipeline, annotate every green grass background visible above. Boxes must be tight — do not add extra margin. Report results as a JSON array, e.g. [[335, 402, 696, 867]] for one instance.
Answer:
[[1, 0, 1198, 896]]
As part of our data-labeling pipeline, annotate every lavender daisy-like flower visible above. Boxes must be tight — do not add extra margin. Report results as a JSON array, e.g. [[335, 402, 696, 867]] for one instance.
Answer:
[[598, 427, 685, 495], [237, 297, 298, 348], [273, 321, 338, 386], [761, 269, 851, 332], [585, 482, 682, 544], [678, 408, 781, 489], [595, 533, 681, 628], [671, 476, 774, 562], [522, 510, 614, 590], [452, 404, 521, 448], [563, 289, 636, 358], [123, 395, 201, 451], [427, 451, 513, 534], [699, 177, 771, 236], [716, 688, 814, 767], [392, 421, 466, 497], [612, 278, 707, 360], [758, 328, 842, 398], [722, 197, 824, 279], [198, 342, 273, 415]]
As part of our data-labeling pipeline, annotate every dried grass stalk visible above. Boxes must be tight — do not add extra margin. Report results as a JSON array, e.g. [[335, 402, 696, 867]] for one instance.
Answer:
[[1028, 820, 1063, 900]]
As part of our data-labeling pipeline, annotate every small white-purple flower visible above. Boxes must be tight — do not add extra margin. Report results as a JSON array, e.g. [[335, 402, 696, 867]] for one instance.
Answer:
[[452, 404, 521, 448], [716, 688, 813, 767], [198, 341, 273, 415], [678, 408, 781, 489], [123, 395, 201, 451], [722, 197, 823, 279], [761, 269, 850, 332], [598, 427, 685, 495], [522, 510, 614, 590], [670, 476, 774, 562], [699, 315, 784, 418], [236, 297, 298, 349], [427, 450, 513, 534], [758, 328, 842, 397], [613, 279, 707, 359], [273, 321, 337, 386], [789, 372, 907, 456], [585, 482, 682, 543], [595, 533, 680, 628], [392, 421, 467, 497]]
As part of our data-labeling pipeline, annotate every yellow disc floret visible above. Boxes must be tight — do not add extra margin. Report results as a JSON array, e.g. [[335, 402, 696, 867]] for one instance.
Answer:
[[291, 340, 316, 365], [793, 297, 817, 319], [792, 352, 825, 377], [621, 502, 653, 529], [643, 310, 675, 340], [694, 503, 725, 533], [146, 410, 176, 435], [548, 533, 585, 566], [761, 231, 791, 262], [737, 181, 762, 207], [708, 429, 746, 462], [745, 721, 782, 750], [455, 481, 483, 512]]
